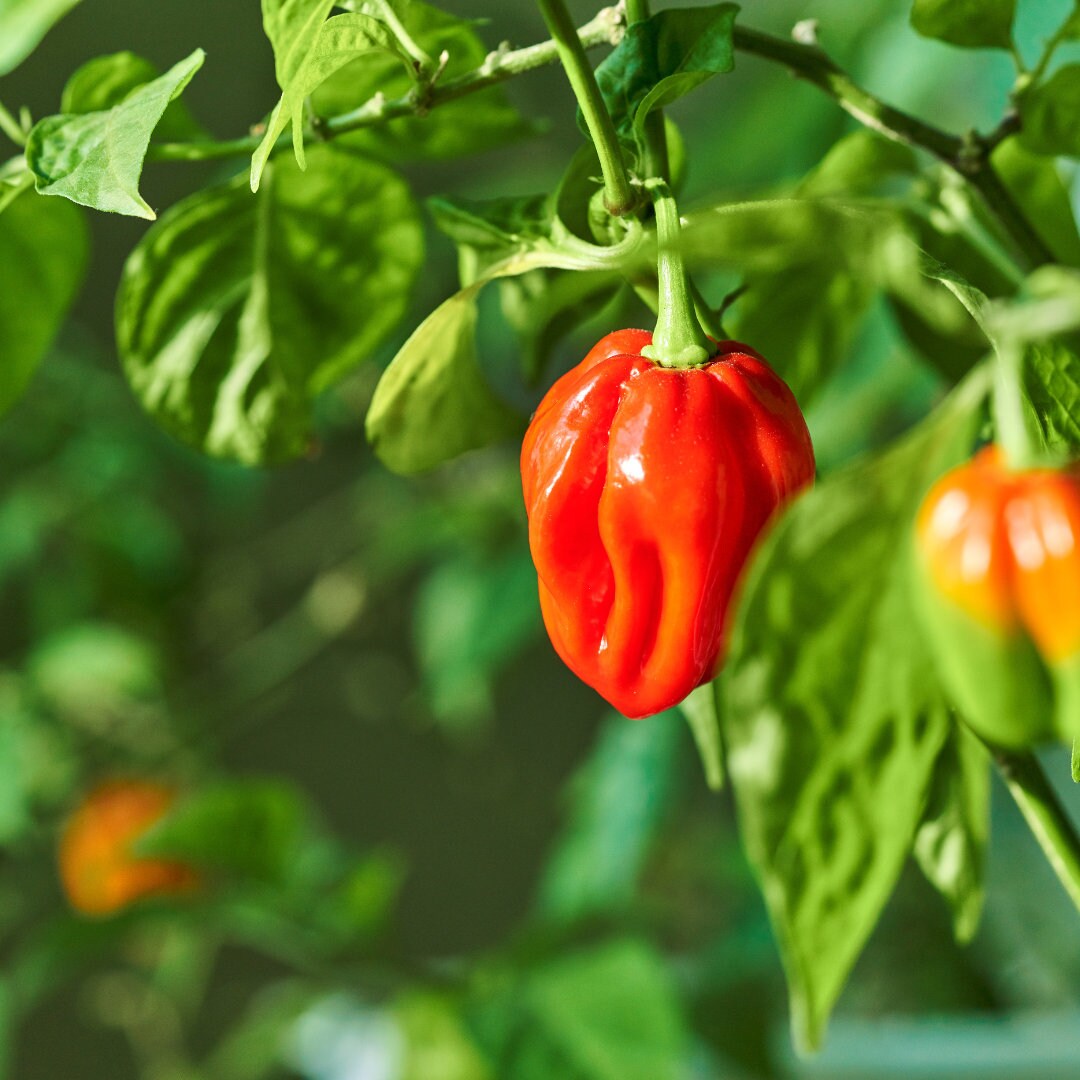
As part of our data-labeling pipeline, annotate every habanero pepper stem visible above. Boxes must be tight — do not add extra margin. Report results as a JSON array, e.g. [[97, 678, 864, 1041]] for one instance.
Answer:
[[535, 0, 636, 217], [993, 338, 1041, 471], [640, 180, 713, 368]]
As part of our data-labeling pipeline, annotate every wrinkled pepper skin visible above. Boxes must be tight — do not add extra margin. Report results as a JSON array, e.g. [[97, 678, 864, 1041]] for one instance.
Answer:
[[59, 779, 198, 917], [916, 446, 1080, 745], [521, 329, 815, 718]]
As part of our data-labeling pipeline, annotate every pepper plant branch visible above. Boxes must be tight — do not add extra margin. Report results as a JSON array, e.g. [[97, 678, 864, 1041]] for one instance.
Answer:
[[731, 24, 1053, 268], [150, 4, 627, 161], [536, 0, 636, 215], [990, 744, 1080, 914], [150, 7, 1052, 267]]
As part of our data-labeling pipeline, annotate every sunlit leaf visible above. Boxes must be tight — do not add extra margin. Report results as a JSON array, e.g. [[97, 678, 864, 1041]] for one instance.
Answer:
[[0, 0, 83, 75], [60, 50, 205, 141], [366, 234, 643, 474], [722, 372, 988, 1050], [914, 724, 990, 942], [592, 4, 737, 161], [910, 0, 1016, 49], [118, 146, 422, 464], [250, 10, 408, 190], [0, 188, 88, 416], [313, 1, 533, 162], [26, 49, 204, 218], [1019, 64, 1080, 158], [993, 139, 1080, 267]]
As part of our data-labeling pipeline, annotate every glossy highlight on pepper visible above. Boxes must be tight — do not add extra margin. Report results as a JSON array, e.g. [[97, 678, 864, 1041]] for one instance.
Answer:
[[521, 329, 815, 718], [917, 445, 1080, 662]]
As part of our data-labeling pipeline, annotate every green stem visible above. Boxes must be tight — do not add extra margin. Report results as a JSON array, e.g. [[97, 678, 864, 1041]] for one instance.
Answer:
[[640, 180, 712, 367], [150, 5, 624, 162], [1028, 9, 1076, 86], [732, 25, 1053, 269], [0, 99, 25, 147], [373, 0, 433, 75], [150, 8, 1052, 269], [536, 0, 636, 216], [992, 337, 1041, 470], [626, 0, 669, 182], [990, 746, 1080, 913]]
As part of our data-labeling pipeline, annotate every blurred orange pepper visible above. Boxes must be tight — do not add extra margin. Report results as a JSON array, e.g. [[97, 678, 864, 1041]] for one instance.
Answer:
[[59, 779, 198, 917], [918, 446, 1080, 663]]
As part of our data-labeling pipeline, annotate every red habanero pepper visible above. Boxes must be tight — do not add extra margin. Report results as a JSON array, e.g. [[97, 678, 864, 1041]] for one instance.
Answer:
[[521, 329, 815, 719]]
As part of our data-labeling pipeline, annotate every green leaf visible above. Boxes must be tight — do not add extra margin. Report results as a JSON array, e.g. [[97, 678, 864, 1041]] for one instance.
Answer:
[[340, 0, 413, 13], [537, 714, 682, 922], [910, 0, 1016, 50], [0, 0, 83, 75], [1021, 340, 1080, 457], [914, 724, 990, 942], [498, 269, 623, 385], [414, 549, 541, 729], [251, 9, 408, 190], [28, 622, 161, 715], [680, 684, 724, 790], [592, 4, 737, 161], [367, 213, 646, 474], [429, 169, 622, 371], [117, 146, 422, 465], [714, 138, 919, 401], [798, 130, 918, 198], [678, 199, 902, 400], [886, 171, 1018, 381], [1063, 7, 1080, 39], [980, 266, 1080, 456], [722, 371, 989, 1050], [312, 1, 533, 163], [429, 194, 552, 252], [365, 279, 519, 474], [428, 192, 553, 283], [1073, 739, 1080, 782], [475, 940, 688, 1080], [987, 265, 1080, 342], [992, 139, 1080, 267], [137, 780, 307, 884], [680, 198, 897, 275], [1019, 64, 1080, 158], [395, 993, 492, 1080], [261, 0, 337, 84], [26, 49, 205, 219], [60, 51, 205, 141], [0, 188, 87, 416], [731, 261, 875, 404]]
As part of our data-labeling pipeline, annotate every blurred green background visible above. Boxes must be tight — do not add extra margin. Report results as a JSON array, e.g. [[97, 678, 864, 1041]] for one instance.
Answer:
[[2, 0, 1080, 1077]]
